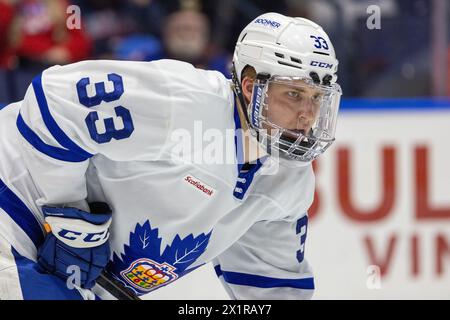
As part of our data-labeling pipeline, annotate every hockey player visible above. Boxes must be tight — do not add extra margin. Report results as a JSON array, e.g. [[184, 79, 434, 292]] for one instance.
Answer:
[[0, 12, 341, 299]]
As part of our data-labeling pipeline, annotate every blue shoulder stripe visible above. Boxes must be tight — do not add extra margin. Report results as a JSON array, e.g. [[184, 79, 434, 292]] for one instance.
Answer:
[[215, 265, 315, 290], [0, 179, 44, 248], [31, 74, 94, 159], [17, 113, 90, 162]]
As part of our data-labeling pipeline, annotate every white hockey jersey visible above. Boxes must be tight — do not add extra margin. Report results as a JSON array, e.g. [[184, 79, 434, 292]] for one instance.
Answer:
[[0, 59, 315, 299]]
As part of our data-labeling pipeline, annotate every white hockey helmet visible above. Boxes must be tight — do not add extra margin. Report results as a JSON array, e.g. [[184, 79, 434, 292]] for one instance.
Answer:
[[231, 12, 342, 162]]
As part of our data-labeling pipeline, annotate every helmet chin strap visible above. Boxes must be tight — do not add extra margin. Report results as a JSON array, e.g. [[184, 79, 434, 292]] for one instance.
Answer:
[[231, 64, 272, 164], [230, 62, 265, 150], [230, 62, 251, 126]]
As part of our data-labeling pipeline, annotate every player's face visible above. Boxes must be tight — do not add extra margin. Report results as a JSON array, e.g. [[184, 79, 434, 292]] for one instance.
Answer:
[[263, 79, 323, 137]]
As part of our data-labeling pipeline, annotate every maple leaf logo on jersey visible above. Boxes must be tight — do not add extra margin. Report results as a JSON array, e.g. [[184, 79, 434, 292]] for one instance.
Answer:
[[107, 220, 212, 295]]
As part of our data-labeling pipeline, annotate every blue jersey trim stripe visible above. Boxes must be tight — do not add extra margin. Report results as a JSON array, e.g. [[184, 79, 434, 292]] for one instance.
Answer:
[[214, 264, 223, 277], [17, 113, 90, 162], [216, 265, 315, 290], [11, 247, 84, 300], [0, 179, 44, 248], [31, 74, 94, 159], [233, 158, 266, 200]]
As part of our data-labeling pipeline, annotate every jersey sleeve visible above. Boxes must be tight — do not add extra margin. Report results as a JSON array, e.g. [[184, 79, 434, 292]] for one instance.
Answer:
[[16, 60, 173, 207], [212, 213, 314, 300]]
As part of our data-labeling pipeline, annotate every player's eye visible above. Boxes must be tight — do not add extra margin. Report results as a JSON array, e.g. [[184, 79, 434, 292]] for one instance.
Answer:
[[287, 91, 300, 99], [312, 93, 322, 102]]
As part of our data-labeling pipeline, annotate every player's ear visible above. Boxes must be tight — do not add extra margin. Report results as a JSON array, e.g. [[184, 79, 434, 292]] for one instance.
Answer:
[[241, 76, 254, 105]]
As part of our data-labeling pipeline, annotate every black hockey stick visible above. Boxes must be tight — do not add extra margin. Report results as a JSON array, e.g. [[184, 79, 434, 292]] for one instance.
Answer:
[[87, 202, 141, 300], [96, 271, 141, 300]]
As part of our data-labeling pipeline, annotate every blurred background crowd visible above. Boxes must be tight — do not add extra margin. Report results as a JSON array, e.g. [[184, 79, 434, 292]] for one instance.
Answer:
[[0, 0, 448, 103]]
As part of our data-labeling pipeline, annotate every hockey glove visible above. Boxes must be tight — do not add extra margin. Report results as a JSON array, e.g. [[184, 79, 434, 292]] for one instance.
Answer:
[[37, 204, 112, 289]]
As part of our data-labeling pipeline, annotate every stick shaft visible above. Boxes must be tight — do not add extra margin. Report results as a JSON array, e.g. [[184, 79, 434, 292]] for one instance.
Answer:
[[96, 272, 141, 300]]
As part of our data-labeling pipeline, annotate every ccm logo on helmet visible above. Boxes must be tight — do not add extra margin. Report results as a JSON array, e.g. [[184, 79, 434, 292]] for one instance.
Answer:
[[310, 61, 334, 69], [254, 18, 281, 28]]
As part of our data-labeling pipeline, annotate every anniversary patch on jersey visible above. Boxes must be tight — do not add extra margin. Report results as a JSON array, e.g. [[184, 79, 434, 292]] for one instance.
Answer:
[[120, 258, 178, 291], [108, 220, 212, 295]]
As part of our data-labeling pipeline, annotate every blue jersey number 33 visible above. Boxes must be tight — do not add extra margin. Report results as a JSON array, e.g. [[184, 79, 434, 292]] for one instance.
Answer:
[[76, 73, 134, 144], [296, 215, 308, 263]]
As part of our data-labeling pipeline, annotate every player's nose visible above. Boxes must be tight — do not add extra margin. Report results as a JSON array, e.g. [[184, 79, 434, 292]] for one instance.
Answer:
[[296, 106, 314, 127], [295, 115, 311, 131]]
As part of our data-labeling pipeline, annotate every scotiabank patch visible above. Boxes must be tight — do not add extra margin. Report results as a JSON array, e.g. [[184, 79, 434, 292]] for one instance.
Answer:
[[183, 175, 215, 197]]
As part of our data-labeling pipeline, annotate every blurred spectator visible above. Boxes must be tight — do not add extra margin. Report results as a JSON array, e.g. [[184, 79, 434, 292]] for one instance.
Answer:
[[122, 0, 166, 37], [0, 0, 16, 69], [162, 8, 231, 77], [8, 0, 92, 69], [0, 0, 446, 100], [74, 0, 135, 58], [285, 0, 338, 31], [114, 34, 163, 61], [163, 9, 208, 64], [448, 48, 450, 96], [209, 0, 287, 54]]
